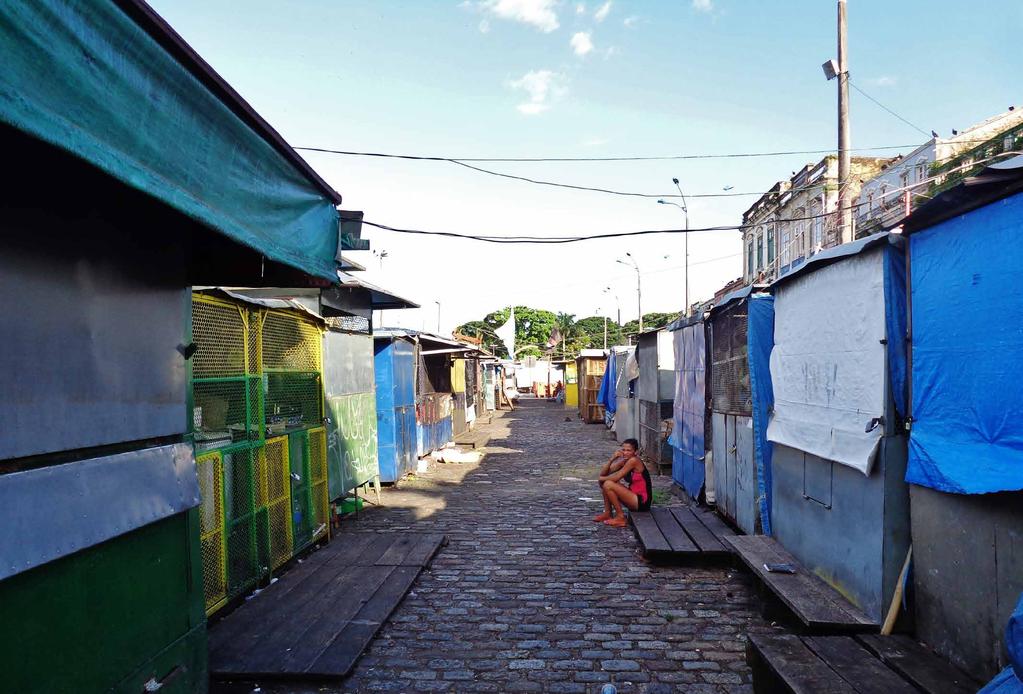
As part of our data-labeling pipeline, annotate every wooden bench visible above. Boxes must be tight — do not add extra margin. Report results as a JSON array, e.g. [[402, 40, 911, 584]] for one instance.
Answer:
[[726, 535, 876, 633], [629, 505, 737, 564], [748, 633, 983, 694]]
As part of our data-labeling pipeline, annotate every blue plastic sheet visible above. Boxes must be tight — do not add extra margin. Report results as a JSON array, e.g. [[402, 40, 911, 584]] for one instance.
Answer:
[[598, 351, 617, 414], [748, 295, 776, 535], [669, 322, 707, 499], [978, 592, 1023, 693], [883, 243, 909, 419], [0, 0, 341, 280], [907, 192, 1023, 493]]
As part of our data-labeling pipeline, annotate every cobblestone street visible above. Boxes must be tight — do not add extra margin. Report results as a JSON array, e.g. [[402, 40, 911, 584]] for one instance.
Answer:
[[226, 399, 771, 693]]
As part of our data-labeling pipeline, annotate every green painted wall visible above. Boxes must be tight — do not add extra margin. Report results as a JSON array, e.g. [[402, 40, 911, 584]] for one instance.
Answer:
[[326, 391, 379, 499], [0, 511, 207, 693]]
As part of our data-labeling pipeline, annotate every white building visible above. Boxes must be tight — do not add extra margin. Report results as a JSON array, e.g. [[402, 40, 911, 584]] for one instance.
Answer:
[[742, 155, 891, 284], [855, 107, 1023, 234]]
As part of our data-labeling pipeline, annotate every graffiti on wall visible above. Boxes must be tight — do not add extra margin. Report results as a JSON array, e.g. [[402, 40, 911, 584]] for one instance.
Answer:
[[326, 391, 378, 500]]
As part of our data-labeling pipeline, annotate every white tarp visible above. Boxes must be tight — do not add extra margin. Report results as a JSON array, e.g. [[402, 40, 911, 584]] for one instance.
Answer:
[[767, 250, 886, 475]]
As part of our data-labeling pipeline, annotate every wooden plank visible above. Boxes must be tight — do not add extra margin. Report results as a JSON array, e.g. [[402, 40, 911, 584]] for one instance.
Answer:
[[279, 564, 396, 673], [650, 507, 698, 553], [855, 635, 982, 694], [629, 512, 672, 554], [803, 636, 917, 694], [308, 565, 422, 677], [401, 533, 445, 567], [691, 505, 737, 538], [375, 534, 418, 566], [670, 507, 728, 554], [726, 535, 875, 631], [748, 634, 856, 694], [210, 534, 393, 670]]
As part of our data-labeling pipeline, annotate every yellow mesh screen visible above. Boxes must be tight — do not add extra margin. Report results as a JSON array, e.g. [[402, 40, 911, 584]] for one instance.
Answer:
[[196, 451, 227, 615], [247, 309, 262, 376], [262, 311, 322, 372], [264, 436, 294, 569], [308, 427, 329, 540], [192, 296, 246, 378]]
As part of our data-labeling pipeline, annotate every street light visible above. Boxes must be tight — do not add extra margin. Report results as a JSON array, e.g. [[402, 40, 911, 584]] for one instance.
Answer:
[[616, 253, 642, 332], [658, 177, 691, 315], [603, 287, 621, 327]]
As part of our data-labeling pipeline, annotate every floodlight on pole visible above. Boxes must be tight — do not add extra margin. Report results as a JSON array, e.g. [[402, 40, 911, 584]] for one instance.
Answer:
[[617, 255, 642, 332]]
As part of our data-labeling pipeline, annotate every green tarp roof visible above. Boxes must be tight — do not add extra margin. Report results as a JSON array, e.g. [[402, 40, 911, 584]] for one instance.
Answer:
[[0, 0, 341, 280]]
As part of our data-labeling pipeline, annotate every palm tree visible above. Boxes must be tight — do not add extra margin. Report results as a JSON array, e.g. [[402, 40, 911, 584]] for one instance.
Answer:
[[554, 312, 585, 359]]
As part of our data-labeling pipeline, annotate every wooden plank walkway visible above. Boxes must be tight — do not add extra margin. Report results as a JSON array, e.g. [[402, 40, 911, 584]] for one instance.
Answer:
[[208, 532, 445, 681], [725, 535, 876, 633], [747, 633, 982, 694], [628, 505, 737, 563]]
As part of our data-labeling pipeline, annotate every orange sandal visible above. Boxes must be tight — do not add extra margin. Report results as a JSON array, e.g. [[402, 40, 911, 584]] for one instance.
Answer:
[[592, 512, 612, 522], [603, 516, 628, 528]]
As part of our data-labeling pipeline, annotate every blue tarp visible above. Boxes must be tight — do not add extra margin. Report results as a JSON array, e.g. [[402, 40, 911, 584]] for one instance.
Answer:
[[0, 0, 341, 280], [907, 191, 1023, 494], [979, 592, 1023, 693], [669, 322, 707, 499], [598, 351, 617, 415], [883, 243, 909, 419], [748, 294, 776, 535]]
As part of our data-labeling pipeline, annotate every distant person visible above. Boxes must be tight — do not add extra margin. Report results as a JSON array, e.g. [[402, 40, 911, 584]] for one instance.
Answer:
[[593, 438, 652, 527]]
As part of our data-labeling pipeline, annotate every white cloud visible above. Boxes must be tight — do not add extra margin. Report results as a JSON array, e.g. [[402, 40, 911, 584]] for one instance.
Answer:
[[594, 1, 612, 21], [479, 18, 491, 33], [576, 3, 586, 15], [480, 0, 559, 33], [510, 69, 565, 115], [623, 15, 640, 27], [603, 46, 619, 59], [865, 75, 898, 87], [692, 0, 713, 13], [570, 31, 594, 56]]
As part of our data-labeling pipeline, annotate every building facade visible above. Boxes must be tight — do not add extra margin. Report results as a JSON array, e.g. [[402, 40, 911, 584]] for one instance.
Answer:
[[741, 155, 891, 284], [855, 107, 1023, 236]]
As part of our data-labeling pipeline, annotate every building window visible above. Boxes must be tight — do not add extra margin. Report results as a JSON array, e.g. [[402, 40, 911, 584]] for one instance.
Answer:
[[756, 234, 764, 270], [781, 226, 790, 266], [813, 216, 823, 250], [916, 161, 928, 184], [767, 227, 775, 265], [747, 240, 754, 279], [880, 184, 888, 208], [867, 192, 875, 212], [1005, 134, 1015, 152]]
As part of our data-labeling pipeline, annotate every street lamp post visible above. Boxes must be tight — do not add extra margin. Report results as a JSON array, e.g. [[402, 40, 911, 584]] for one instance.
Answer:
[[434, 300, 441, 333], [658, 178, 691, 315], [616, 253, 642, 333], [603, 287, 621, 327]]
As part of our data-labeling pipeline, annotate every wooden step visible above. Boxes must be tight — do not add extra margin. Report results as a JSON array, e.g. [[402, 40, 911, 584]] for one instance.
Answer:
[[628, 505, 736, 564], [725, 535, 876, 632], [748, 633, 982, 694]]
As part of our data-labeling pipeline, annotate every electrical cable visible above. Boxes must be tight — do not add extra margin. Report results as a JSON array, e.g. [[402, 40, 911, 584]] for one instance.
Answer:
[[360, 150, 1020, 245], [849, 80, 930, 138]]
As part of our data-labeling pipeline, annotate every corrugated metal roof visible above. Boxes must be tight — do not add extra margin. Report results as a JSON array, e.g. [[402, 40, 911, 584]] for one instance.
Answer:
[[197, 288, 325, 323], [337, 272, 419, 309], [903, 155, 1023, 235], [769, 232, 902, 289]]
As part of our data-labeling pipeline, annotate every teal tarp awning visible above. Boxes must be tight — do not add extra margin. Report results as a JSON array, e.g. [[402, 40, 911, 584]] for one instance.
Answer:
[[0, 0, 340, 280]]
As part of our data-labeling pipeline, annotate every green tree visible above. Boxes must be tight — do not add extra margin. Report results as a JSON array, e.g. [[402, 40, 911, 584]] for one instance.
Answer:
[[621, 311, 682, 338], [455, 306, 558, 358], [574, 315, 624, 349]]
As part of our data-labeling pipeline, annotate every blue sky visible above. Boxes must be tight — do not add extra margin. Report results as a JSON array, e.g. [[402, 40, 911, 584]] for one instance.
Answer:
[[151, 0, 1023, 332]]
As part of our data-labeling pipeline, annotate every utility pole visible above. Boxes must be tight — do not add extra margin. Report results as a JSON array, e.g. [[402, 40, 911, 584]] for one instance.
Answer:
[[837, 0, 852, 244]]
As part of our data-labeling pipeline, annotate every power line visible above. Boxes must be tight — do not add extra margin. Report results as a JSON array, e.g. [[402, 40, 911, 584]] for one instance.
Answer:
[[361, 150, 1021, 245], [296, 143, 931, 163], [849, 81, 930, 138]]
